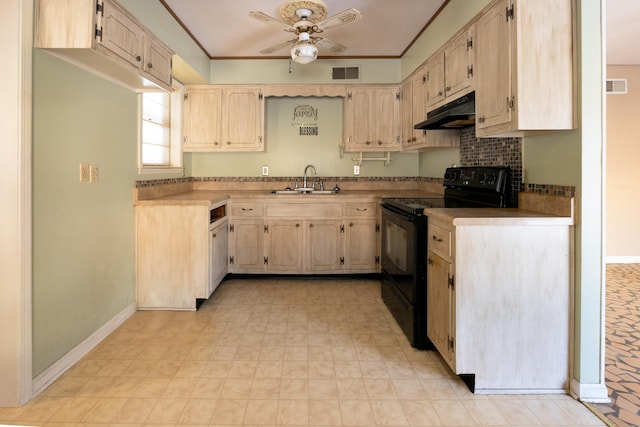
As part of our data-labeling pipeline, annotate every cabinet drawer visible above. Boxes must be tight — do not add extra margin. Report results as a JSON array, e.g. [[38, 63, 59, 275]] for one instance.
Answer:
[[429, 222, 452, 259], [344, 202, 378, 217], [230, 201, 264, 217], [266, 202, 342, 218]]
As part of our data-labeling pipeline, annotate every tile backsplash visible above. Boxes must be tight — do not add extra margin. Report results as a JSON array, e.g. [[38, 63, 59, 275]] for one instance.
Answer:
[[459, 126, 523, 206]]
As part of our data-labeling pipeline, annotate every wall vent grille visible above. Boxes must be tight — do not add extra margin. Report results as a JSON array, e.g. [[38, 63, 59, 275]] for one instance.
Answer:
[[606, 78, 627, 94], [332, 66, 360, 80]]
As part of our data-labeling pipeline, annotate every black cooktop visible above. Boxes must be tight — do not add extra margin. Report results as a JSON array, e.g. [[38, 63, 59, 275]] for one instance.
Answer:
[[381, 197, 444, 215]]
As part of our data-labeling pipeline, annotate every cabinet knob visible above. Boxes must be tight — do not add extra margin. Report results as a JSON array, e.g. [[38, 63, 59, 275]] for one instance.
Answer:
[[147, 62, 153, 69], [226, 141, 231, 145], [296, 223, 300, 227], [377, 141, 383, 145], [438, 90, 443, 96], [445, 86, 451, 92], [365, 141, 371, 145], [214, 141, 220, 146], [135, 55, 141, 62], [309, 223, 314, 228]]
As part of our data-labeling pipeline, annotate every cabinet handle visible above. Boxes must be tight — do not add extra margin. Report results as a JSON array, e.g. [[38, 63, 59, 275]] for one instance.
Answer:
[[445, 86, 451, 92], [432, 235, 443, 242], [349, 223, 354, 227], [478, 117, 485, 123], [242, 208, 253, 211], [213, 233, 216, 238], [438, 90, 443, 96], [135, 55, 141, 62], [427, 258, 433, 265], [356, 208, 368, 211]]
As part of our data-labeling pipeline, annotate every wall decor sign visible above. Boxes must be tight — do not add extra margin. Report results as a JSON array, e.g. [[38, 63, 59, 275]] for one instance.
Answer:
[[292, 104, 319, 136]]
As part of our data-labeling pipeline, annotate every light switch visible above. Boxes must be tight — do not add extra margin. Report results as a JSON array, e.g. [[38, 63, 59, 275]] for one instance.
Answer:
[[262, 165, 269, 176], [79, 163, 89, 182], [353, 165, 360, 175], [89, 164, 99, 183]]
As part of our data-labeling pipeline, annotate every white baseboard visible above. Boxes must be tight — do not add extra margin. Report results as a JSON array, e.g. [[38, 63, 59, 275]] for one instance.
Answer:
[[569, 378, 610, 403], [32, 302, 137, 396], [605, 256, 640, 264]]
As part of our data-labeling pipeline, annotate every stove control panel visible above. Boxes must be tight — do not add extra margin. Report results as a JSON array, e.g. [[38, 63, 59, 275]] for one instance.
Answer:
[[443, 166, 510, 192]]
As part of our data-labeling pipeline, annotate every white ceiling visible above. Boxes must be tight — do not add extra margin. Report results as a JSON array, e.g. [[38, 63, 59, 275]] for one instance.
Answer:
[[161, 0, 637, 64], [161, 0, 447, 59]]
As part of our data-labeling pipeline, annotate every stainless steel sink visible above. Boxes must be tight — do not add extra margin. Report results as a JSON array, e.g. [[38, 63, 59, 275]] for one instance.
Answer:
[[271, 189, 337, 195]]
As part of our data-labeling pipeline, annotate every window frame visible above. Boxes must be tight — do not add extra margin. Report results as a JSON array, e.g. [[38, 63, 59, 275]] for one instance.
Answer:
[[138, 79, 184, 175]]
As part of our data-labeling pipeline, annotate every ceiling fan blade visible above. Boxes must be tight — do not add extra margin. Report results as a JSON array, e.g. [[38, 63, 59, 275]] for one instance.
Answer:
[[314, 37, 347, 54], [249, 11, 294, 32], [315, 8, 362, 31], [259, 38, 297, 55]]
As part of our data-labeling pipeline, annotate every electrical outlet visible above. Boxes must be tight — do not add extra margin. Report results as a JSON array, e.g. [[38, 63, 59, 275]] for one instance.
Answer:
[[262, 165, 269, 176], [353, 165, 360, 175], [89, 164, 99, 183], [79, 163, 89, 182]]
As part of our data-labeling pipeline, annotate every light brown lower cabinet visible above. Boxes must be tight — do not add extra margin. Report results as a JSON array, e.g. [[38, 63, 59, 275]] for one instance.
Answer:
[[228, 198, 380, 274], [136, 203, 227, 310], [426, 215, 571, 393]]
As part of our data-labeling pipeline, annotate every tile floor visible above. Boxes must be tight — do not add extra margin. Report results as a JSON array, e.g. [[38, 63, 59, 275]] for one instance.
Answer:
[[593, 264, 640, 427], [0, 278, 606, 426]]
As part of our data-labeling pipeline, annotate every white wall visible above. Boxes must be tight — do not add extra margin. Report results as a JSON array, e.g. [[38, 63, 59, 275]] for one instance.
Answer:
[[605, 65, 640, 262]]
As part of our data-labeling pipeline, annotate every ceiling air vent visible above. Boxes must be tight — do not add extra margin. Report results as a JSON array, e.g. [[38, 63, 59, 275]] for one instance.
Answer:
[[606, 78, 627, 94], [332, 66, 360, 80]]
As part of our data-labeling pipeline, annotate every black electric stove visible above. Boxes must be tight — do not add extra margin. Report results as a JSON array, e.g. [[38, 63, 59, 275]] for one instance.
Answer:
[[380, 166, 511, 350]]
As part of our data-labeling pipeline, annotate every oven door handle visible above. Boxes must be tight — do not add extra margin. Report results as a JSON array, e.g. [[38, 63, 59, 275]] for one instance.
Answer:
[[381, 204, 416, 223]]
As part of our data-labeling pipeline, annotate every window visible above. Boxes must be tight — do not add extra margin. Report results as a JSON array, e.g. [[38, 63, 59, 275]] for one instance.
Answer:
[[139, 80, 183, 173]]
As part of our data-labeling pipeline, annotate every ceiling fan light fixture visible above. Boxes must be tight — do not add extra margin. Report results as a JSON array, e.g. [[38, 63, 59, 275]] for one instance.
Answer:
[[291, 42, 318, 64], [290, 32, 318, 64]]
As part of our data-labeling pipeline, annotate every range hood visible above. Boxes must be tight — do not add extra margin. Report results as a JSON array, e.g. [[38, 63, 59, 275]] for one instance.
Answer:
[[414, 91, 475, 130]]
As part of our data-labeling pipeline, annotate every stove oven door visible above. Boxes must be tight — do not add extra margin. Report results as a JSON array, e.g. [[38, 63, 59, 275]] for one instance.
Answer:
[[380, 205, 416, 302]]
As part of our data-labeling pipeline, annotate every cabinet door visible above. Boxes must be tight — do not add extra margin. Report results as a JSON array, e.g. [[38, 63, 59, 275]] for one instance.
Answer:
[[305, 220, 343, 272], [183, 87, 223, 150], [475, 0, 512, 131], [143, 35, 172, 87], [373, 87, 401, 151], [229, 219, 264, 273], [221, 87, 265, 151], [444, 27, 474, 99], [209, 219, 228, 296], [426, 53, 445, 109], [344, 219, 379, 272], [99, 0, 144, 69], [265, 220, 303, 272], [410, 70, 428, 147], [344, 87, 374, 151], [401, 78, 414, 149], [427, 251, 454, 369]]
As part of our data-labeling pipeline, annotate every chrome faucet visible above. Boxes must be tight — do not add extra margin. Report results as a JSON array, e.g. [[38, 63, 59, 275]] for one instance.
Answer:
[[303, 164, 316, 189]]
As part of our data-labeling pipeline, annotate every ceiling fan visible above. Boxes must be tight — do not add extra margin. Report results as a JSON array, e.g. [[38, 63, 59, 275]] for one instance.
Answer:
[[249, 0, 362, 64]]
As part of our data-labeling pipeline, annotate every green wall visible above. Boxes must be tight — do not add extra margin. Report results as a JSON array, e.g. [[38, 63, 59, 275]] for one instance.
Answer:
[[32, 51, 138, 376], [189, 96, 418, 177]]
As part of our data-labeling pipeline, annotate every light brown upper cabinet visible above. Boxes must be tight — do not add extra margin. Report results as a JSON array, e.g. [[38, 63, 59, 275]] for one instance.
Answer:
[[183, 85, 265, 152], [344, 85, 402, 152], [475, 0, 575, 137], [35, 0, 173, 92], [401, 65, 460, 151], [426, 26, 475, 110]]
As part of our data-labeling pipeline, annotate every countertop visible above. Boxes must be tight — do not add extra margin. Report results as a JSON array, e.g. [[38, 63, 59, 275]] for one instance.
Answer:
[[134, 189, 440, 206], [424, 207, 575, 226]]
